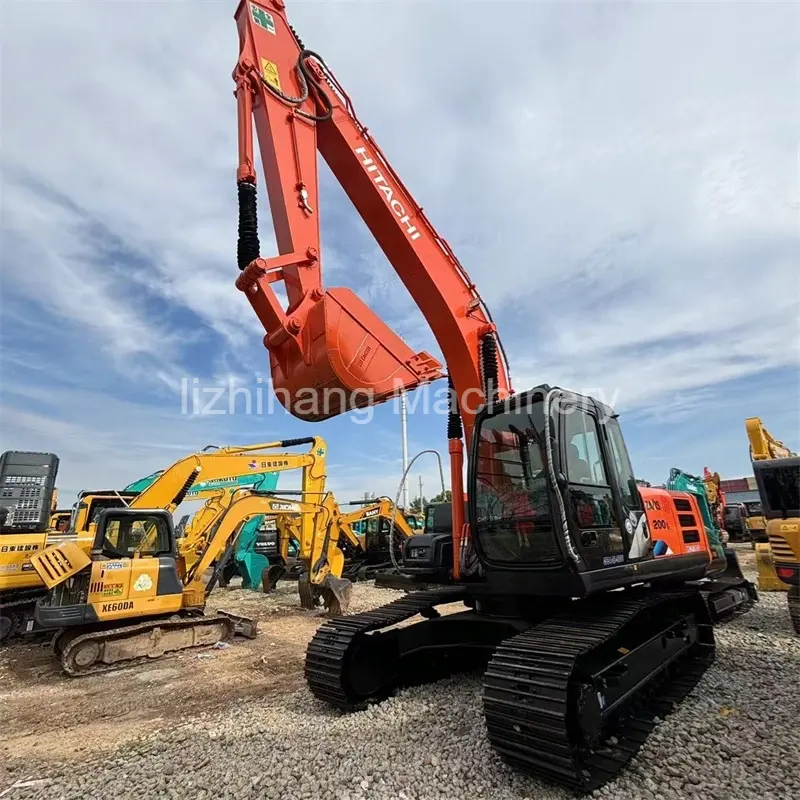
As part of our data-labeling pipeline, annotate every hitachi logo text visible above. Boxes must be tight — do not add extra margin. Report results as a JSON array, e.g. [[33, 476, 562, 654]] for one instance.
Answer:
[[355, 147, 421, 241]]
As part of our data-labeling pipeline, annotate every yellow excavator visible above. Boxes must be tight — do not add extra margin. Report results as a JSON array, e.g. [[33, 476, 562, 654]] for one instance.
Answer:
[[746, 416, 800, 632], [28, 485, 356, 675], [0, 451, 69, 641], [260, 495, 419, 593], [337, 498, 420, 581], [1, 438, 327, 639]]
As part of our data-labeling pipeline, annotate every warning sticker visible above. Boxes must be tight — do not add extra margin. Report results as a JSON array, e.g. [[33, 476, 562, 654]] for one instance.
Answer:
[[251, 4, 276, 34], [261, 58, 281, 91]]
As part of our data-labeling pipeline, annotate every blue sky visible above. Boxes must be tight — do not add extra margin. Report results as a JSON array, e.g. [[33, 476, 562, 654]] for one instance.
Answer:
[[1, 0, 798, 507]]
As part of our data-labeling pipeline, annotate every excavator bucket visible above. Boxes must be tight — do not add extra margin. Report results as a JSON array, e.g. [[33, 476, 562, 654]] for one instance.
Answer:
[[754, 543, 789, 591], [319, 575, 353, 617], [262, 564, 286, 594], [268, 289, 442, 422]]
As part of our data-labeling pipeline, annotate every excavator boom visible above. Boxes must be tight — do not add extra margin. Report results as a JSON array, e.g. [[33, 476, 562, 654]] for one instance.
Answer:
[[746, 417, 795, 460]]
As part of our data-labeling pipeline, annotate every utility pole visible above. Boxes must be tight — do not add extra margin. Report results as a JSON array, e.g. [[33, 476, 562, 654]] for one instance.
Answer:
[[418, 474, 424, 519], [400, 392, 409, 509]]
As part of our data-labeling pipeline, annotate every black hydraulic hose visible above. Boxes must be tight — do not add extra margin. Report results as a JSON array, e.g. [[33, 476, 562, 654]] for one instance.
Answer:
[[278, 437, 316, 448], [481, 333, 499, 405], [170, 469, 200, 508], [256, 48, 333, 123], [447, 376, 463, 440], [237, 179, 260, 271]]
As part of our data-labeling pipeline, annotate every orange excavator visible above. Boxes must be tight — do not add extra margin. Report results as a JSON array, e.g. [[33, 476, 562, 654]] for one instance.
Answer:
[[231, 2, 753, 791]]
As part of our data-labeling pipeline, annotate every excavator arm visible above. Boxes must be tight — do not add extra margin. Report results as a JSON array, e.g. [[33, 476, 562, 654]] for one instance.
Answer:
[[232, 0, 511, 435], [339, 498, 417, 548], [132, 436, 326, 514], [184, 490, 349, 612]]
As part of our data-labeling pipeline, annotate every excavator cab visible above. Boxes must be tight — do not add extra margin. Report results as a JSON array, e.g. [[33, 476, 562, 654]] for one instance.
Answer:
[[32, 508, 184, 630], [465, 386, 732, 595], [753, 456, 800, 588]]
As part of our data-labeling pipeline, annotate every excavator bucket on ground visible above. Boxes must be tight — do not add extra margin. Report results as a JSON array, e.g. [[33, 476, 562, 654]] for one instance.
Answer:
[[297, 572, 352, 617], [754, 543, 789, 592], [262, 288, 442, 422], [318, 575, 353, 617], [262, 564, 286, 594]]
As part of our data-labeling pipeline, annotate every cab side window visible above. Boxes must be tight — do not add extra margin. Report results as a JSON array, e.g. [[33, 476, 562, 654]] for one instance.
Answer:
[[563, 407, 616, 533], [606, 417, 641, 510], [565, 408, 608, 486]]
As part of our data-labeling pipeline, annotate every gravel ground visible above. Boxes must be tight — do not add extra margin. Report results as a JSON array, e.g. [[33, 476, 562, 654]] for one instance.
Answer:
[[3, 575, 799, 800]]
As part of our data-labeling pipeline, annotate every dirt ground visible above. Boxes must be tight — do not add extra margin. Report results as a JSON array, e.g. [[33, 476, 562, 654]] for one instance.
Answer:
[[0, 583, 337, 786], [0, 545, 761, 789]]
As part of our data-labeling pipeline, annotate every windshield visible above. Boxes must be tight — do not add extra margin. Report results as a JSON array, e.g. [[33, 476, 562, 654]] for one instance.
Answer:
[[472, 399, 559, 564], [89, 498, 130, 526], [755, 462, 800, 518]]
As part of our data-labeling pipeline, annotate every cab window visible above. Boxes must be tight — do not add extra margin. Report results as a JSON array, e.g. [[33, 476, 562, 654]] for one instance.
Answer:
[[564, 408, 608, 485], [101, 515, 172, 559], [563, 407, 615, 531], [606, 417, 641, 510]]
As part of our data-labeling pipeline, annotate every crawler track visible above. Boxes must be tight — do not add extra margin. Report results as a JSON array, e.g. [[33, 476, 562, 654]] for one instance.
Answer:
[[58, 614, 238, 676], [305, 587, 468, 709], [483, 590, 714, 792], [306, 586, 715, 793], [0, 590, 43, 642]]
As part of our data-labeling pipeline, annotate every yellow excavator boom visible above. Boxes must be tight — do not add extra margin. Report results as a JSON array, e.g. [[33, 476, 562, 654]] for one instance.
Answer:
[[746, 417, 795, 461]]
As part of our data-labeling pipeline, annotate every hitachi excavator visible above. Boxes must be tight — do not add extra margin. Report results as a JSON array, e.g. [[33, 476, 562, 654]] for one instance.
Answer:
[[229, 2, 760, 791], [746, 416, 800, 632], [666, 467, 756, 616]]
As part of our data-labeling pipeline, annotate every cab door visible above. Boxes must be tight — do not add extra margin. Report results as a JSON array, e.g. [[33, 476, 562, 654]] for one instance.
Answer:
[[558, 402, 628, 569], [601, 415, 652, 562]]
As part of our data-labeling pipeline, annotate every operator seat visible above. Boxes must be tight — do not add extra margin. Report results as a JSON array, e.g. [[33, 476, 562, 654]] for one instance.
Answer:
[[568, 443, 592, 483]]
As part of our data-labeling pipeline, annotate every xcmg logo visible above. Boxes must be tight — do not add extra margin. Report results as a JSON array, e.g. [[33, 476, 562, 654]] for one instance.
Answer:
[[355, 147, 421, 242], [270, 502, 299, 512]]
